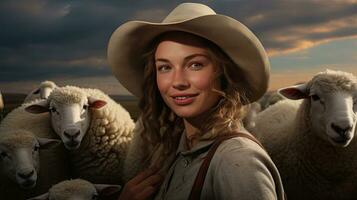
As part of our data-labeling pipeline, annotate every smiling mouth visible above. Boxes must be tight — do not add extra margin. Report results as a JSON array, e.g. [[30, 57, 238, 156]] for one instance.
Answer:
[[171, 94, 198, 105], [174, 96, 193, 100]]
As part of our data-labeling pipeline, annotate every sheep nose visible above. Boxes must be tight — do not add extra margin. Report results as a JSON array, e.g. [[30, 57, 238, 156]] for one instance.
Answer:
[[64, 130, 80, 138], [17, 170, 34, 179], [331, 123, 352, 138]]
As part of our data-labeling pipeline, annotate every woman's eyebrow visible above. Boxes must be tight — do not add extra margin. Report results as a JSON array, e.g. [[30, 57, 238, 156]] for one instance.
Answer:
[[183, 54, 209, 62], [155, 53, 209, 64], [155, 58, 170, 62]]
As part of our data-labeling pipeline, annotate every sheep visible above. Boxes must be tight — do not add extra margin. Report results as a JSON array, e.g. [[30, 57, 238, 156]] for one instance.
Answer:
[[0, 90, 4, 120], [27, 179, 121, 200], [26, 86, 135, 184], [0, 100, 71, 199], [0, 130, 62, 199], [250, 69, 357, 200], [24, 81, 57, 103], [242, 102, 262, 131], [243, 91, 286, 130], [258, 90, 286, 110]]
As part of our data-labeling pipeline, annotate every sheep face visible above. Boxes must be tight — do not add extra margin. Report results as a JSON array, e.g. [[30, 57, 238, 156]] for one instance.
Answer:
[[25, 87, 107, 150], [0, 134, 39, 189], [308, 90, 356, 147], [49, 99, 91, 150], [0, 132, 60, 189], [27, 179, 121, 200], [279, 70, 357, 147], [25, 97, 107, 150]]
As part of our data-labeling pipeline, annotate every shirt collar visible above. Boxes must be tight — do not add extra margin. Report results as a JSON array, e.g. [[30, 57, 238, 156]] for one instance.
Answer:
[[175, 125, 249, 156], [175, 130, 215, 156]]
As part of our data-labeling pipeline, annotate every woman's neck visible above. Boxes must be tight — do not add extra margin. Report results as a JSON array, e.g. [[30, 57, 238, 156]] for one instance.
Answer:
[[183, 115, 206, 149], [182, 105, 218, 149]]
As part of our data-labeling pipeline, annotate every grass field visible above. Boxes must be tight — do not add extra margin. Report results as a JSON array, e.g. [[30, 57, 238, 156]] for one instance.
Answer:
[[1, 93, 141, 121]]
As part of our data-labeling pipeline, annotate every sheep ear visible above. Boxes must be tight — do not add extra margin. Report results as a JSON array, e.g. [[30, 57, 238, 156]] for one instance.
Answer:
[[37, 138, 61, 149], [88, 97, 107, 109], [278, 84, 309, 100], [95, 184, 122, 197], [25, 100, 49, 114], [33, 88, 41, 95], [26, 192, 49, 200]]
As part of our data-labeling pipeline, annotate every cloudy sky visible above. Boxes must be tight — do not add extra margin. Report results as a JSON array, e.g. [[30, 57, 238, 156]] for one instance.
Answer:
[[0, 0, 356, 95]]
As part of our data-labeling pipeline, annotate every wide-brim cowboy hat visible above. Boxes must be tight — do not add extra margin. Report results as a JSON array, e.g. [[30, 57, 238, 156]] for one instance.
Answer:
[[107, 3, 270, 102]]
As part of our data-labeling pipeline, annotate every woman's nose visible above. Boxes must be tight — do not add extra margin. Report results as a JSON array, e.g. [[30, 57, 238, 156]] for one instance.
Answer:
[[172, 70, 189, 90]]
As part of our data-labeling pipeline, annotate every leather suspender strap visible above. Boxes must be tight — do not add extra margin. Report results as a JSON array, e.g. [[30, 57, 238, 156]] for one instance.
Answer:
[[188, 132, 264, 200]]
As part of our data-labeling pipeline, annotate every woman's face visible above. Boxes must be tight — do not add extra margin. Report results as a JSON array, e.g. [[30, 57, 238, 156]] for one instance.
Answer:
[[155, 33, 221, 119]]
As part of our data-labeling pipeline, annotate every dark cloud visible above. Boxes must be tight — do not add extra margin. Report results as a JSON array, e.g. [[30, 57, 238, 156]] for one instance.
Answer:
[[0, 0, 356, 83]]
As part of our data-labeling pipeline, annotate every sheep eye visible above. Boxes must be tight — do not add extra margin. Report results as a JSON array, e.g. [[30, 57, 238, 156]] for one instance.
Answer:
[[311, 94, 320, 101], [0, 151, 8, 159], [49, 107, 57, 113], [33, 145, 40, 152], [83, 105, 88, 110], [91, 193, 98, 200]]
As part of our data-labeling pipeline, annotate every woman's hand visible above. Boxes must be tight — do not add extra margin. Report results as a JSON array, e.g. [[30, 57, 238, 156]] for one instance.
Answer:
[[118, 168, 163, 200]]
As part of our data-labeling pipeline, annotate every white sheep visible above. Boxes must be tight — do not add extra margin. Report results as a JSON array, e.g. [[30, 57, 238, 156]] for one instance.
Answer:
[[0, 100, 70, 199], [27, 179, 121, 200], [243, 91, 286, 130], [26, 86, 135, 184], [258, 90, 286, 110], [250, 70, 357, 200], [24, 81, 57, 103], [0, 90, 4, 120], [242, 102, 262, 131]]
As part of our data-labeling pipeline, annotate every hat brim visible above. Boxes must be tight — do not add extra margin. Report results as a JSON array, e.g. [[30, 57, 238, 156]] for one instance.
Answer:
[[107, 14, 270, 102]]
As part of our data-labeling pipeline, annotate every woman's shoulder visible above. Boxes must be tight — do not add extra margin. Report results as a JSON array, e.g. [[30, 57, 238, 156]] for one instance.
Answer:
[[217, 132, 266, 155], [208, 134, 285, 200], [211, 131, 274, 169]]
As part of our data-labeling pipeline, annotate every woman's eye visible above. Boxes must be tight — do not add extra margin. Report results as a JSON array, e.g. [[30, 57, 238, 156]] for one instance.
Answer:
[[157, 65, 171, 72], [189, 62, 203, 70]]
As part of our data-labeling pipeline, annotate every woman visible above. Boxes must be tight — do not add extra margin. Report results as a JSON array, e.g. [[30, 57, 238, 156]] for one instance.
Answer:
[[108, 3, 285, 200]]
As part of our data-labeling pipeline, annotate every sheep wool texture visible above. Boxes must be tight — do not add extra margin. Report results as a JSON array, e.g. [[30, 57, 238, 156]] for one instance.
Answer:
[[49, 86, 135, 184], [48, 179, 97, 200], [250, 70, 357, 200], [0, 129, 36, 150], [0, 99, 70, 200]]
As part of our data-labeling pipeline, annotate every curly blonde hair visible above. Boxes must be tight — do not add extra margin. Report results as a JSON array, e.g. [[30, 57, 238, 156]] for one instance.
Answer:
[[139, 31, 249, 167]]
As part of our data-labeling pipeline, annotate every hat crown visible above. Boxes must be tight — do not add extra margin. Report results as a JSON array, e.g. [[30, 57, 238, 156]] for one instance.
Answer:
[[163, 3, 216, 23]]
